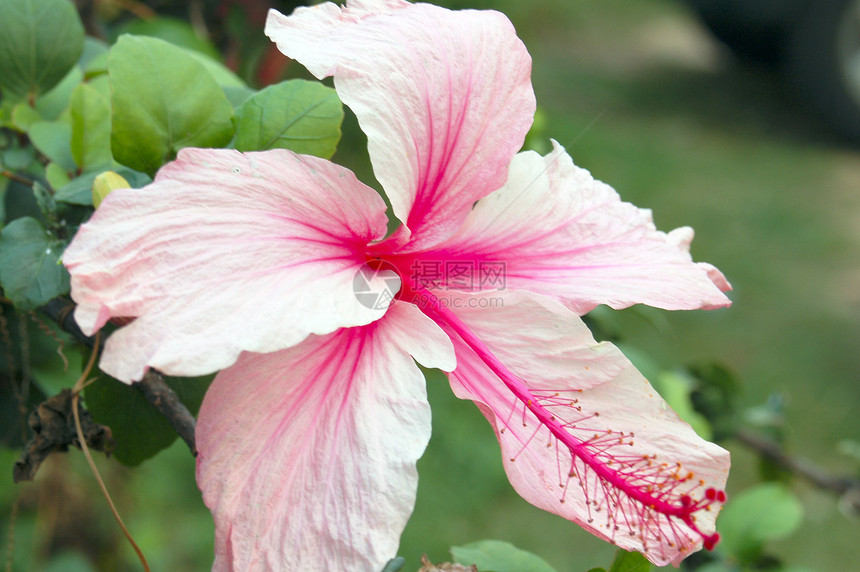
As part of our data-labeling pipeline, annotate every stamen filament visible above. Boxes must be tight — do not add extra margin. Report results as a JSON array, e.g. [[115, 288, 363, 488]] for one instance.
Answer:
[[413, 287, 721, 550]]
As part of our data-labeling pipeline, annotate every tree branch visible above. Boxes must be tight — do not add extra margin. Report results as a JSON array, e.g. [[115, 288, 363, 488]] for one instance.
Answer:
[[37, 297, 197, 454], [736, 428, 860, 514], [38, 297, 99, 349], [137, 370, 197, 455]]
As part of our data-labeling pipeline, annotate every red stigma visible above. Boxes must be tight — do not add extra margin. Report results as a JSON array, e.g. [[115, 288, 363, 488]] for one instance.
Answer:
[[703, 532, 720, 551]]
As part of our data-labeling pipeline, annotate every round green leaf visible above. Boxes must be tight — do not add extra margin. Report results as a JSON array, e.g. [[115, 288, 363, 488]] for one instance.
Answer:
[[1, 147, 36, 171], [45, 162, 71, 191], [28, 120, 75, 172], [70, 83, 112, 170], [0, 216, 69, 310], [607, 549, 651, 572], [717, 483, 804, 559], [44, 552, 96, 572], [0, 0, 85, 100], [186, 50, 247, 88], [84, 373, 212, 466], [451, 540, 559, 572], [108, 35, 234, 176], [2, 178, 43, 224], [80, 37, 110, 74], [10, 103, 41, 132], [34, 66, 83, 120], [233, 79, 343, 158]]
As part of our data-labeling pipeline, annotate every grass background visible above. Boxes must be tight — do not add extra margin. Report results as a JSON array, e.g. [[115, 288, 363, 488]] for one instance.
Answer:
[[3, 0, 860, 570]]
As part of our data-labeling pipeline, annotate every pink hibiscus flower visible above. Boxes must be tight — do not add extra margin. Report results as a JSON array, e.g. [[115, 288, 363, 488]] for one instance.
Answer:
[[63, 0, 732, 570]]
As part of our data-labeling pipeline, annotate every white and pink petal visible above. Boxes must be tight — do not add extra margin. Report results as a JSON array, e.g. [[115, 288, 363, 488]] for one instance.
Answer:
[[63, 148, 391, 382], [421, 290, 729, 566], [195, 301, 455, 571], [429, 141, 731, 314], [266, 1, 535, 248]]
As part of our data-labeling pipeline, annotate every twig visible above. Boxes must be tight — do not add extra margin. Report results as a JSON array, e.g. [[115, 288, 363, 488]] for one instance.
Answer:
[[38, 298, 99, 349], [138, 370, 197, 455], [4, 494, 20, 572], [72, 333, 151, 572], [0, 170, 34, 187], [38, 298, 197, 454], [736, 429, 860, 501]]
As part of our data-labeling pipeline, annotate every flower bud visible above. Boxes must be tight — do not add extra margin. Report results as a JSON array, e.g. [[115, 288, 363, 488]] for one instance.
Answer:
[[92, 171, 130, 208]]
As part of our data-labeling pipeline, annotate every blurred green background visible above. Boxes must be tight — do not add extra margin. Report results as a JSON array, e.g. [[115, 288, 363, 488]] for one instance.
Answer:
[[3, 0, 860, 570]]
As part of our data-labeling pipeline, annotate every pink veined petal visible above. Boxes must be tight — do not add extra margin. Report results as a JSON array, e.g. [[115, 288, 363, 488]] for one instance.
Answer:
[[195, 301, 455, 572], [265, 1, 535, 249], [63, 148, 391, 382], [419, 290, 729, 566], [426, 140, 731, 314]]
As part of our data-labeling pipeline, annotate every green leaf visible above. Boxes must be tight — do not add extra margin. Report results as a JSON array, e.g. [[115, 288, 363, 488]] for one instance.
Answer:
[[2, 178, 43, 224], [380, 557, 406, 572], [652, 371, 712, 440], [691, 564, 739, 572], [451, 540, 558, 572], [0, 101, 12, 129], [717, 483, 804, 560], [10, 103, 41, 132], [45, 162, 71, 191], [0, 0, 85, 100], [34, 66, 83, 120], [109, 35, 235, 176], [83, 51, 109, 80], [54, 166, 150, 206], [116, 17, 220, 59], [32, 181, 57, 221], [0, 181, 7, 227], [79, 37, 110, 74], [224, 86, 257, 109], [186, 51, 247, 88], [84, 373, 213, 466], [1, 364, 47, 448], [70, 83, 112, 170], [607, 549, 651, 572], [44, 552, 96, 572], [0, 216, 69, 310], [1, 147, 36, 171], [28, 121, 75, 172], [85, 75, 111, 100], [233, 79, 343, 158]]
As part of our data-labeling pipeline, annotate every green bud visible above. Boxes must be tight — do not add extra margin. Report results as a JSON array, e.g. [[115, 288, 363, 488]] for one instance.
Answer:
[[92, 171, 130, 208]]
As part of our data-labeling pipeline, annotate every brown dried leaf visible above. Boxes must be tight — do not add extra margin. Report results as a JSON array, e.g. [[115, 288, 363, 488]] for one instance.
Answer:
[[13, 388, 114, 482]]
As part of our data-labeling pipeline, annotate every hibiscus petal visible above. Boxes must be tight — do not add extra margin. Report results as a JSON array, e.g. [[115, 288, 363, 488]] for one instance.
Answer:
[[265, 1, 535, 248], [422, 290, 729, 566], [63, 148, 391, 381], [195, 301, 455, 571], [430, 141, 731, 314]]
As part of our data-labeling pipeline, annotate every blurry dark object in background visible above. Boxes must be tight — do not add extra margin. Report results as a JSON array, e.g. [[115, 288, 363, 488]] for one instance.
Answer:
[[74, 0, 311, 85], [686, 0, 860, 143]]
